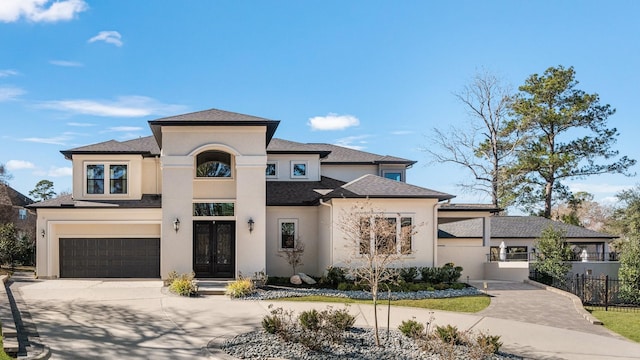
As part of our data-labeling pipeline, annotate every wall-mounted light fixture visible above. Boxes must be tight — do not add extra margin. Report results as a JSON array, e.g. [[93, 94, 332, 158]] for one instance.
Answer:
[[173, 218, 180, 233], [248, 218, 255, 233], [41, 229, 45, 238]]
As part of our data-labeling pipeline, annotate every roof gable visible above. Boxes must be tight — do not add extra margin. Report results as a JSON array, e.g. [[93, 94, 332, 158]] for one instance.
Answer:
[[0, 184, 34, 207]]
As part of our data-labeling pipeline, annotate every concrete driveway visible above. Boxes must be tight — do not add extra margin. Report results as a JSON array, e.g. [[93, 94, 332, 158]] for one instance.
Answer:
[[10, 276, 640, 360]]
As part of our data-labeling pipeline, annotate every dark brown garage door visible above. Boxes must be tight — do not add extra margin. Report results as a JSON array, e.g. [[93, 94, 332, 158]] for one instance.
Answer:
[[60, 238, 160, 278]]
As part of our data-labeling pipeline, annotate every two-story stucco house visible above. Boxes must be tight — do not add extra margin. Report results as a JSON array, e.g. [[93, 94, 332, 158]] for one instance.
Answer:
[[30, 108, 500, 279]]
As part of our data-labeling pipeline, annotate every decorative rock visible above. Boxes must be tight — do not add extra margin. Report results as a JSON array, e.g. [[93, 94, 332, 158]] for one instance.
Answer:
[[289, 275, 302, 285], [298, 272, 317, 285]]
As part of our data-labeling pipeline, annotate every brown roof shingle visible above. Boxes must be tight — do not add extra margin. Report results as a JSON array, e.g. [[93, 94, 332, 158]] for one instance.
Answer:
[[324, 174, 454, 201]]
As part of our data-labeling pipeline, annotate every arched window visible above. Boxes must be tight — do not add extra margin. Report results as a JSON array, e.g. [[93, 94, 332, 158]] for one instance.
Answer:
[[196, 151, 232, 178]]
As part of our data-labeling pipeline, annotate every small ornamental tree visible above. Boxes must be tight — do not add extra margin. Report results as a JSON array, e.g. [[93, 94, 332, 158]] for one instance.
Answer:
[[618, 234, 640, 304], [278, 240, 305, 275], [533, 226, 572, 285], [339, 200, 417, 346]]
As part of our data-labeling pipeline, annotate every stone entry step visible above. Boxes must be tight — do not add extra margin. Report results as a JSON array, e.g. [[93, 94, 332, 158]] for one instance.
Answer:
[[196, 279, 233, 295]]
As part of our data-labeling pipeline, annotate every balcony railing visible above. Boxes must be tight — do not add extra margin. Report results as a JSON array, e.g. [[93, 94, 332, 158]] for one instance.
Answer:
[[488, 251, 619, 263]]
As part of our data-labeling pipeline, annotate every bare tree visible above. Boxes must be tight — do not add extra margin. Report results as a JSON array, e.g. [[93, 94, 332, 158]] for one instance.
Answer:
[[338, 200, 417, 346], [0, 163, 12, 185], [425, 70, 521, 208], [278, 240, 305, 275], [551, 192, 612, 231]]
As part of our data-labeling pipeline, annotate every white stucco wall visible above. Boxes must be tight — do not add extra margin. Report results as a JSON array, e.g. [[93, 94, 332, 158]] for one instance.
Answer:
[[437, 237, 486, 280], [266, 206, 320, 276], [266, 154, 321, 181], [329, 198, 438, 270], [72, 154, 144, 200]]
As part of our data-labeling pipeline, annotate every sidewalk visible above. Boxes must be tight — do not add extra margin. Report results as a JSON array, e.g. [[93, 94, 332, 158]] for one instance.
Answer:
[[10, 276, 640, 360]]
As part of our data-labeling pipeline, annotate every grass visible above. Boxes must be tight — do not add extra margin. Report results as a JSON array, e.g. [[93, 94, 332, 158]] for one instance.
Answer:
[[0, 337, 14, 360], [273, 295, 490, 313], [587, 308, 640, 342]]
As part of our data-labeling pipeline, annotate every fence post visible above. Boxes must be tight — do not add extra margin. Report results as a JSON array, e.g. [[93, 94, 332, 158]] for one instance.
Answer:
[[579, 273, 584, 302], [605, 275, 609, 311]]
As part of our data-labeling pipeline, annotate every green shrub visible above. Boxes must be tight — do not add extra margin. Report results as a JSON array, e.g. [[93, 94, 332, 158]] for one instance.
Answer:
[[435, 324, 462, 344], [325, 266, 347, 286], [262, 314, 283, 334], [324, 306, 355, 331], [225, 277, 255, 298], [298, 309, 321, 331], [451, 282, 466, 290], [398, 319, 424, 339], [476, 332, 502, 354], [262, 306, 294, 340], [420, 264, 464, 284], [168, 272, 197, 296], [399, 266, 418, 283]]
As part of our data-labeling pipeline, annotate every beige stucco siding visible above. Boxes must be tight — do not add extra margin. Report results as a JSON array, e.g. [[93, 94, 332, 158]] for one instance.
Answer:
[[159, 125, 268, 278], [329, 198, 438, 269], [141, 157, 161, 194], [266, 206, 319, 276], [35, 207, 162, 278], [72, 154, 144, 200], [437, 239, 487, 280]]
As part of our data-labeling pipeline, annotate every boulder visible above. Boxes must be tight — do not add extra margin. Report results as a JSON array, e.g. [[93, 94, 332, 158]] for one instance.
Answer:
[[298, 272, 317, 285], [289, 275, 302, 285]]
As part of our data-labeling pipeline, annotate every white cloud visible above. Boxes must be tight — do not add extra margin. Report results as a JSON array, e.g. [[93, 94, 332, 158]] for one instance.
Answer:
[[67, 122, 95, 127], [49, 60, 83, 67], [88, 31, 123, 47], [0, 86, 25, 101], [5, 160, 35, 170], [333, 135, 371, 150], [21, 134, 73, 145], [391, 130, 414, 135], [38, 95, 187, 117], [47, 166, 72, 177], [0, 69, 18, 77], [0, 0, 87, 23], [308, 113, 360, 131], [104, 126, 144, 132]]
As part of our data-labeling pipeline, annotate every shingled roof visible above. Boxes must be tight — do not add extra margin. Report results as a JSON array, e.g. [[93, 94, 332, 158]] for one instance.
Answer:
[[267, 139, 331, 158], [323, 174, 454, 201], [438, 216, 616, 239], [310, 143, 416, 165], [27, 194, 162, 209], [0, 184, 33, 207], [267, 176, 346, 206], [148, 108, 280, 148], [61, 136, 160, 159]]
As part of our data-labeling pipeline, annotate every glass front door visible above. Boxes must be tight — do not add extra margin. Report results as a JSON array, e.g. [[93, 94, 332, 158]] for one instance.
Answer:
[[193, 221, 235, 278]]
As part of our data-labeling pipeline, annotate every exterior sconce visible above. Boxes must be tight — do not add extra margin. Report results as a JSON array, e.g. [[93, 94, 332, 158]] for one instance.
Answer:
[[41, 229, 45, 238], [173, 218, 180, 233], [248, 218, 254, 233]]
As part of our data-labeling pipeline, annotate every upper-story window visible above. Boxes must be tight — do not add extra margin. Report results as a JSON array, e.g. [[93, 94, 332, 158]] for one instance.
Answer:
[[382, 170, 404, 182], [291, 161, 308, 178], [266, 161, 278, 178], [86, 163, 128, 195], [18, 209, 27, 220], [196, 151, 232, 178]]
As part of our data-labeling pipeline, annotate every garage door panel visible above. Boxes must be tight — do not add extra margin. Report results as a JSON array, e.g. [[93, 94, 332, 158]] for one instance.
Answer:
[[60, 238, 160, 278]]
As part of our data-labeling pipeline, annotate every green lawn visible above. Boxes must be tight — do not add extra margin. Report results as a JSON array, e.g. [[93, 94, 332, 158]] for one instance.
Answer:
[[588, 309, 640, 342], [272, 295, 490, 313], [0, 338, 14, 360]]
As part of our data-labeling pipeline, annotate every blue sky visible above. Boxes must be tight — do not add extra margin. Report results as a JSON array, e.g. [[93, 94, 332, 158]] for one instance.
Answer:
[[1, 0, 638, 210]]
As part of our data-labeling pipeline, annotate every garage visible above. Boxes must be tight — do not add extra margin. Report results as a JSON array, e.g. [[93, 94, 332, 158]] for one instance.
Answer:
[[59, 238, 160, 278]]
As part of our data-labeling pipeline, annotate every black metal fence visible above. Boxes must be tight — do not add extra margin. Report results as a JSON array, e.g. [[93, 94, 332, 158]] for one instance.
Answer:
[[530, 270, 640, 312]]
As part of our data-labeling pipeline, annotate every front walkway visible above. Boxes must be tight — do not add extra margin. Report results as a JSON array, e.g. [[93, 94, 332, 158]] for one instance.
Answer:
[[9, 275, 640, 360]]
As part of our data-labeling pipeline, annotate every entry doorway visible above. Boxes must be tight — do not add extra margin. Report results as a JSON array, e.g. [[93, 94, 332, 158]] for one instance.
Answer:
[[193, 221, 235, 278]]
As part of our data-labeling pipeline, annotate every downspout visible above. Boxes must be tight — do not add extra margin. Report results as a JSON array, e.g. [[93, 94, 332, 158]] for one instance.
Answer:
[[319, 199, 333, 267], [432, 202, 442, 267]]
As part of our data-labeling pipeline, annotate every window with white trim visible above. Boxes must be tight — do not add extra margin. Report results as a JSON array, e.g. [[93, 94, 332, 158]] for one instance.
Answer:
[[196, 151, 232, 178], [382, 170, 404, 182], [290, 161, 307, 178], [359, 214, 413, 255], [266, 161, 278, 178], [279, 218, 298, 249]]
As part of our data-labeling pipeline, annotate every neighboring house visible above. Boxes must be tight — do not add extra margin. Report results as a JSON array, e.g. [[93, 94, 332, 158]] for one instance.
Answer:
[[0, 183, 36, 241], [438, 216, 618, 280], [39, 107, 615, 281]]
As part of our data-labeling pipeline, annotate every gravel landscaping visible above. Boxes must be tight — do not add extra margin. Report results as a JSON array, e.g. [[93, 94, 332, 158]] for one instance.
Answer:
[[223, 328, 522, 359], [240, 286, 483, 301]]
